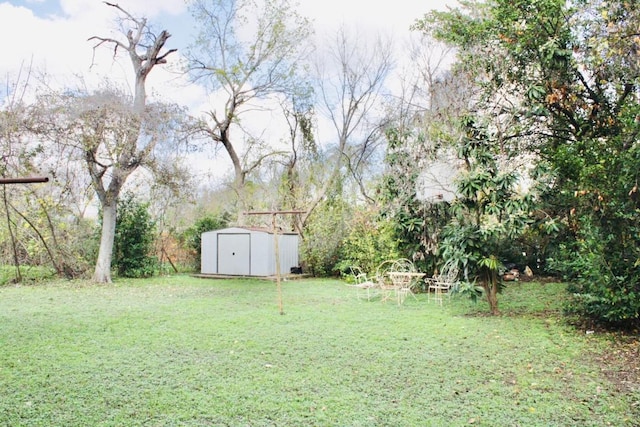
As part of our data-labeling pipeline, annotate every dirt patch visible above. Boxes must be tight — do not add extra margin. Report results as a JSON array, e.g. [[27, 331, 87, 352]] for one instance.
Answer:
[[593, 334, 640, 396], [560, 317, 640, 403]]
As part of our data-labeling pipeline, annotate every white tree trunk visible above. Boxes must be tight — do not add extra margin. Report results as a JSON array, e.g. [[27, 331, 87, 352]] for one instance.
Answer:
[[93, 200, 117, 283]]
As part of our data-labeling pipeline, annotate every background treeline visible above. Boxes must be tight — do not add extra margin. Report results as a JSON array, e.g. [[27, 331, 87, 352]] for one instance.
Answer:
[[1, 0, 638, 327]]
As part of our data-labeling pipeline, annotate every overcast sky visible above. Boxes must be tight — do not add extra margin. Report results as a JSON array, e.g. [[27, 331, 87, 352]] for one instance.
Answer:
[[1, 0, 456, 102], [1, 0, 457, 182]]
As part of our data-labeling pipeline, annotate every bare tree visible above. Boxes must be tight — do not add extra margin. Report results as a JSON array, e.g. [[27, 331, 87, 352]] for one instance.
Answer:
[[247, 89, 317, 234], [81, 2, 176, 282], [186, 0, 313, 222], [302, 26, 393, 226]]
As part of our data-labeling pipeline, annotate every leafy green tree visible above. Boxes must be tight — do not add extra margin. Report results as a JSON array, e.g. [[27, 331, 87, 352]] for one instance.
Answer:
[[336, 205, 399, 277], [113, 194, 156, 278], [439, 118, 532, 315], [416, 0, 640, 323]]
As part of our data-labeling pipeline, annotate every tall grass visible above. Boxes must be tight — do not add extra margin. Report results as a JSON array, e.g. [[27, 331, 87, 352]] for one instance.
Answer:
[[0, 265, 57, 286], [0, 276, 636, 426]]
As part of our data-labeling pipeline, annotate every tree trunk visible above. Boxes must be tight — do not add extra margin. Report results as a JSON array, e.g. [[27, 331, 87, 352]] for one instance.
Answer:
[[233, 169, 247, 225], [93, 200, 117, 283], [487, 286, 500, 315], [484, 278, 500, 316]]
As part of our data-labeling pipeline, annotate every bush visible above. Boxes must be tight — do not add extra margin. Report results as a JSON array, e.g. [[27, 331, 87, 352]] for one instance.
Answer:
[[550, 220, 640, 325], [113, 194, 156, 278], [335, 206, 399, 276], [181, 213, 230, 270]]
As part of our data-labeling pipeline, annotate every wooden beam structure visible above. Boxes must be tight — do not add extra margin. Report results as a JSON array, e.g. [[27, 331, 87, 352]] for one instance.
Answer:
[[244, 210, 306, 216]]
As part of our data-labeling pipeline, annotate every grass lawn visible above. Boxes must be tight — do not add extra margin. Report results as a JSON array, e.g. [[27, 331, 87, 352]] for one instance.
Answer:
[[1, 276, 638, 426]]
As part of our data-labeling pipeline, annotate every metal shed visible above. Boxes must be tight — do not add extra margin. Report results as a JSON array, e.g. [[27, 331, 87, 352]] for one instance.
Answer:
[[201, 227, 300, 277]]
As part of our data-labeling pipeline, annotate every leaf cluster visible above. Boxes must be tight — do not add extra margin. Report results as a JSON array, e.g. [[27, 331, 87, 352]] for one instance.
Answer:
[[113, 193, 157, 278]]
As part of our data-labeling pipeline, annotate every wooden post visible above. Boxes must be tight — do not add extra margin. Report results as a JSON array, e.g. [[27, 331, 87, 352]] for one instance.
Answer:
[[244, 210, 306, 315], [272, 213, 284, 315]]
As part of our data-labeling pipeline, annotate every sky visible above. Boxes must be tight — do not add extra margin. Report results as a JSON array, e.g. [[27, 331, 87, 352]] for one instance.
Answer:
[[0, 0, 458, 183], [0, 0, 456, 102]]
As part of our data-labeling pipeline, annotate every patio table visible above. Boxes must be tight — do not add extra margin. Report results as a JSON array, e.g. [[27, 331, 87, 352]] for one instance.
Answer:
[[387, 271, 426, 305]]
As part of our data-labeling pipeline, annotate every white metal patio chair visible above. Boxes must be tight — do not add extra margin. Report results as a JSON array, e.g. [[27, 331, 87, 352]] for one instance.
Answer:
[[373, 260, 398, 303], [376, 258, 425, 305], [427, 263, 459, 305], [346, 266, 379, 301]]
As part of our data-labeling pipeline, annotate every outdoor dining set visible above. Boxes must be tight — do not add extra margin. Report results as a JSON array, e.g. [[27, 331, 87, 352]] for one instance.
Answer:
[[348, 258, 459, 305]]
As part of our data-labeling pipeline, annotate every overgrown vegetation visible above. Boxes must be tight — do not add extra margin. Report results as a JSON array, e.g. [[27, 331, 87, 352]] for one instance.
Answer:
[[2, 0, 638, 328], [113, 194, 157, 278], [180, 212, 230, 270], [0, 265, 56, 286], [412, 0, 640, 325], [0, 277, 637, 425], [335, 205, 399, 276], [300, 196, 351, 276]]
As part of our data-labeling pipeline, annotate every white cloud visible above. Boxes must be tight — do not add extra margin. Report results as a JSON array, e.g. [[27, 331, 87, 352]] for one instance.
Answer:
[[1, 4, 95, 74], [58, 0, 103, 18], [299, 0, 451, 36], [0, 1, 195, 103], [59, 0, 186, 19]]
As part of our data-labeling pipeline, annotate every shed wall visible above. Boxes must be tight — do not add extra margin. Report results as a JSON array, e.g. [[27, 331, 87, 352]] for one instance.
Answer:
[[200, 230, 218, 274]]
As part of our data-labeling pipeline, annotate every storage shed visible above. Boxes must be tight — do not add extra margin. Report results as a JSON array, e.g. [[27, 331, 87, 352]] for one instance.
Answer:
[[201, 227, 300, 277]]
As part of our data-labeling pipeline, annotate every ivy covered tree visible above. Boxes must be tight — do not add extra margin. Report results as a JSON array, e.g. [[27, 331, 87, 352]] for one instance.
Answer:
[[113, 194, 156, 278], [300, 190, 351, 277], [378, 126, 449, 274]]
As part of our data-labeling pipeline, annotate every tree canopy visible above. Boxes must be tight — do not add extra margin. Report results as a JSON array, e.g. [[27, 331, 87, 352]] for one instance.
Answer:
[[413, 0, 640, 323]]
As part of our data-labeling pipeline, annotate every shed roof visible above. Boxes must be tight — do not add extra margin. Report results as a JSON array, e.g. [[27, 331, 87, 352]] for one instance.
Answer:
[[209, 226, 299, 235]]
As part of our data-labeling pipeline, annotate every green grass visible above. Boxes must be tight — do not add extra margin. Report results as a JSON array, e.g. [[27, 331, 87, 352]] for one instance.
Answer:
[[0, 276, 637, 426]]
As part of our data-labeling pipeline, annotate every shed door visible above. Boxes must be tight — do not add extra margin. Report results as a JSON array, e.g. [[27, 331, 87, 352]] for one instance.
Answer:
[[217, 233, 251, 275]]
